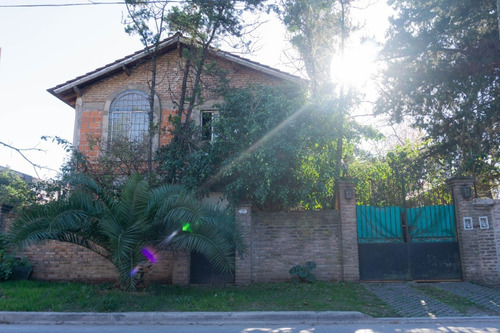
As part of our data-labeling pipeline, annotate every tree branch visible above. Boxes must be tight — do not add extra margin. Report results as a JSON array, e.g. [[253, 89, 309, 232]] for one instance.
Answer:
[[0, 141, 45, 178]]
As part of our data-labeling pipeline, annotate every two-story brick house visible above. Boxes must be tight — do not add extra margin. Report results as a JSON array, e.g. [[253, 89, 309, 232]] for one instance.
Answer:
[[48, 34, 303, 162], [32, 34, 306, 284]]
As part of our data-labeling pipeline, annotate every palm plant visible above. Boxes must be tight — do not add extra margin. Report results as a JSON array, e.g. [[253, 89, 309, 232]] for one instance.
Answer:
[[8, 174, 244, 290]]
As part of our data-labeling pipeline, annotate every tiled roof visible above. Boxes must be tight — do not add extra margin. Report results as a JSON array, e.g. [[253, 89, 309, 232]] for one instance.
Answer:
[[48, 34, 305, 107]]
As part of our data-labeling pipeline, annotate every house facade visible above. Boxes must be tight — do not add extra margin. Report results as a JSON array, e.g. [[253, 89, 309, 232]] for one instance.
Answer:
[[48, 34, 304, 160]]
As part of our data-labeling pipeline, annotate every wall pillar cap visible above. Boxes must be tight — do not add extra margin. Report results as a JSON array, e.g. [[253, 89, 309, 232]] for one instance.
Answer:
[[338, 177, 357, 185], [446, 176, 474, 184], [472, 198, 495, 208]]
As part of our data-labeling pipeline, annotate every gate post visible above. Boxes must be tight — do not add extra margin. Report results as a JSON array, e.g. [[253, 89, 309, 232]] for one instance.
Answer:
[[448, 177, 500, 285], [235, 203, 253, 285], [338, 180, 359, 281]]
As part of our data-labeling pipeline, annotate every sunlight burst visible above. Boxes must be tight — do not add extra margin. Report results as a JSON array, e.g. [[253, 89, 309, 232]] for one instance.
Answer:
[[330, 40, 379, 89]]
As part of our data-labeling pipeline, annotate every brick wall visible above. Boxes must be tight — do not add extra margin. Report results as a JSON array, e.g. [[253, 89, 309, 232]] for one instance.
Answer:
[[1, 182, 360, 286], [234, 180, 359, 285], [253, 210, 343, 282], [449, 177, 500, 286], [13, 241, 176, 284]]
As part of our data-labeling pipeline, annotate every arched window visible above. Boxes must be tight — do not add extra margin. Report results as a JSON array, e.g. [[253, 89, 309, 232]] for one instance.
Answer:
[[108, 90, 149, 143]]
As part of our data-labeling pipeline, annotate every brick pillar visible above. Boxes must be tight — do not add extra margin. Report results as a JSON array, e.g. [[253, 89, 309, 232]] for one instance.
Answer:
[[235, 203, 252, 286], [172, 250, 190, 285], [448, 177, 500, 285], [338, 180, 359, 281]]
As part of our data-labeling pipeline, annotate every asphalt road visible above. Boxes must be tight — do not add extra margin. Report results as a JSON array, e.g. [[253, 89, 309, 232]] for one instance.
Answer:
[[2, 320, 500, 333]]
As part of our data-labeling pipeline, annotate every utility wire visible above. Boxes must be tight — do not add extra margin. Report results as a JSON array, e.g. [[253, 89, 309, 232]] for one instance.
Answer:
[[0, 0, 249, 8], [0, 1, 121, 7], [0, 1, 183, 8]]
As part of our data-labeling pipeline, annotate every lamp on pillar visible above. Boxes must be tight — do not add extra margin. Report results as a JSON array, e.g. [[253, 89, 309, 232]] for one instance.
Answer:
[[344, 188, 353, 200], [460, 184, 472, 199]]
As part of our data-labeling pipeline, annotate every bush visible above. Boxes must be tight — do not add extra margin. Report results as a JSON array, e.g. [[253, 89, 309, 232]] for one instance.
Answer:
[[0, 234, 15, 280], [289, 261, 316, 283]]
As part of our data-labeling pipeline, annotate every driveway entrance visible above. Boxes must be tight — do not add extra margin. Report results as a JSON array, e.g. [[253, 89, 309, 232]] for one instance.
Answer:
[[357, 205, 462, 281]]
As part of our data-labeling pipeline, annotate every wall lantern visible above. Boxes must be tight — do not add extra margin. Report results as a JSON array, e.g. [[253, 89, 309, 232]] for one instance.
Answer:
[[460, 185, 472, 199], [344, 188, 354, 200]]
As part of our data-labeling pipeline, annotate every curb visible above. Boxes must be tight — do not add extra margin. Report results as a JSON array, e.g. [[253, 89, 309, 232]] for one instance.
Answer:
[[0, 311, 369, 325]]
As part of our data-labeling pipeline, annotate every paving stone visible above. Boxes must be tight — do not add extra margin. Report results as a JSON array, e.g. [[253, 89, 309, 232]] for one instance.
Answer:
[[363, 282, 463, 318], [434, 282, 500, 315]]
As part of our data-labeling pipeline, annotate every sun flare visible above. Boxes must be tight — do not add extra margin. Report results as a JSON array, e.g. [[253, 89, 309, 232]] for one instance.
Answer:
[[330, 40, 379, 89]]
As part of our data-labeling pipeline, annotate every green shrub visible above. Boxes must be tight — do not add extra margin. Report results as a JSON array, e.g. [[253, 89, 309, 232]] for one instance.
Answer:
[[289, 261, 316, 283], [0, 234, 15, 280]]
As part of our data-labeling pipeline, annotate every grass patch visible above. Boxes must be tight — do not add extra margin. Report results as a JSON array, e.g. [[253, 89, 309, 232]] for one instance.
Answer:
[[0, 280, 397, 317]]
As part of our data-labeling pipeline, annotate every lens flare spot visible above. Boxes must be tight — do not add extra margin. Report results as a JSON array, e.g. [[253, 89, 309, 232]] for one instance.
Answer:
[[182, 223, 192, 233], [160, 230, 179, 246], [130, 266, 140, 277], [141, 247, 157, 264]]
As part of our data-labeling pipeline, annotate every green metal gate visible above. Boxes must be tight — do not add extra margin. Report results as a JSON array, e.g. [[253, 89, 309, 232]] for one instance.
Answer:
[[357, 205, 462, 281]]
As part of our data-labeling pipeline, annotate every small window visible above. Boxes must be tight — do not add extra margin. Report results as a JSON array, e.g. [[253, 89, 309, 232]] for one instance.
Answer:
[[201, 111, 219, 141], [109, 90, 150, 143]]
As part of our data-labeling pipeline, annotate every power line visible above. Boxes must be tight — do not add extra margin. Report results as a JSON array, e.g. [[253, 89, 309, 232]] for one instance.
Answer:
[[0, 1, 124, 7], [0, 1, 189, 8], [0, 0, 250, 8]]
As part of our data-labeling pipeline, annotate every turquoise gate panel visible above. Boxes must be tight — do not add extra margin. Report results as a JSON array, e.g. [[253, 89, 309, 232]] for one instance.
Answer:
[[357, 206, 403, 243], [406, 205, 456, 242], [357, 205, 456, 243], [357, 204, 461, 281]]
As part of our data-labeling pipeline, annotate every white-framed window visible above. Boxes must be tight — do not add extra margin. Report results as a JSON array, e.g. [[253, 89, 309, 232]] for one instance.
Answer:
[[201, 110, 219, 141], [108, 90, 150, 143]]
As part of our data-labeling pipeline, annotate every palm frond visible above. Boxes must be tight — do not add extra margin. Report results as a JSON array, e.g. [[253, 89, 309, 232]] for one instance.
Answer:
[[114, 174, 150, 228], [168, 223, 236, 276], [8, 173, 246, 291]]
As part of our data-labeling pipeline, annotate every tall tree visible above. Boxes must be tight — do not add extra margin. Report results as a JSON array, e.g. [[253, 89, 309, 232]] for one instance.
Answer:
[[124, 0, 265, 178], [0, 168, 36, 210], [124, 0, 170, 175], [276, 0, 359, 207], [276, 0, 345, 95], [208, 83, 309, 210], [377, 0, 500, 193]]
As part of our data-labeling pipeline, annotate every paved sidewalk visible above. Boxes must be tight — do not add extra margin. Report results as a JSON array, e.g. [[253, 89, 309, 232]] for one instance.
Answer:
[[435, 282, 500, 315], [364, 282, 500, 318]]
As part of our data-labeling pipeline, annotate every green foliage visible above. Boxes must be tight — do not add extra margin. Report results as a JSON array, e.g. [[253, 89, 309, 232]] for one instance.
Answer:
[[210, 83, 310, 209], [181, 83, 375, 210], [0, 168, 36, 210], [0, 234, 15, 280], [289, 261, 316, 283], [352, 140, 452, 207], [8, 174, 244, 291], [166, 0, 264, 44], [124, 0, 170, 47], [377, 0, 500, 192], [274, 0, 351, 94], [156, 115, 213, 194], [48, 135, 161, 198]]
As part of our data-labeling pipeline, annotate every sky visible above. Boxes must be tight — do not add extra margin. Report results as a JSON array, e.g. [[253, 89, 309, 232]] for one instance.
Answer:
[[0, 0, 391, 180]]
